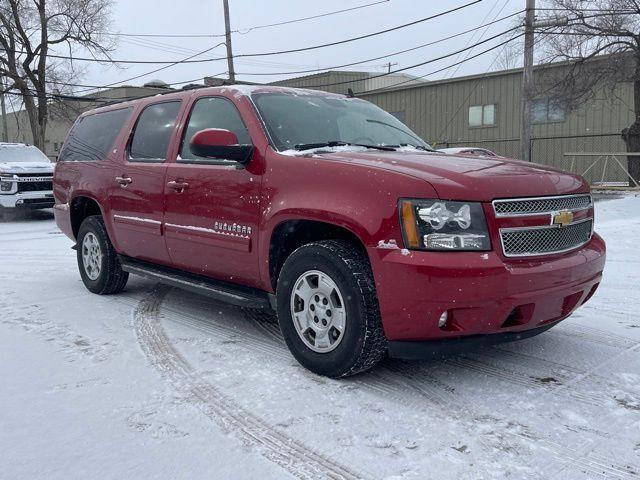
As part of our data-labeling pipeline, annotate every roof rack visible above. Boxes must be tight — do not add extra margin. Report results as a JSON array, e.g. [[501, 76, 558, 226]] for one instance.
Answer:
[[91, 80, 265, 108]]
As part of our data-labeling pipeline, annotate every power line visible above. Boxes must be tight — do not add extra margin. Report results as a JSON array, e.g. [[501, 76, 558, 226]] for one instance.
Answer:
[[35, 11, 522, 96], [20, 1, 481, 66], [445, 0, 510, 80], [234, 0, 390, 34], [42, 10, 522, 94], [6, 2, 488, 96], [235, 10, 523, 77], [355, 32, 525, 97], [534, 7, 638, 13], [92, 0, 390, 39], [233, 0, 483, 58], [299, 25, 522, 89], [72, 44, 226, 95]]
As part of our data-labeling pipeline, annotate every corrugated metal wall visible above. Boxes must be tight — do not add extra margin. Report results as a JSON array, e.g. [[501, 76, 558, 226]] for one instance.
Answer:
[[359, 69, 635, 184]]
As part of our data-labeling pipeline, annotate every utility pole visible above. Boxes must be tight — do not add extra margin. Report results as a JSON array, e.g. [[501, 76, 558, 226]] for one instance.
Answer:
[[222, 0, 236, 83], [520, 0, 568, 162], [520, 0, 535, 162], [0, 75, 8, 143]]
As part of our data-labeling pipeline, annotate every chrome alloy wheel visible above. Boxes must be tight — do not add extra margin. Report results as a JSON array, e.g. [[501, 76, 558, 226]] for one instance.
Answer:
[[290, 270, 347, 353], [81, 232, 103, 281]]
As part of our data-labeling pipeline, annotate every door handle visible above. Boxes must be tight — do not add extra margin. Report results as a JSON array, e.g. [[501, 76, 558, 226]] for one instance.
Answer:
[[167, 180, 189, 192], [115, 175, 132, 187]]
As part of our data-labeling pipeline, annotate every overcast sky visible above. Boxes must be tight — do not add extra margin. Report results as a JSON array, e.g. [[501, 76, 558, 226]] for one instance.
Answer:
[[73, 0, 524, 94]]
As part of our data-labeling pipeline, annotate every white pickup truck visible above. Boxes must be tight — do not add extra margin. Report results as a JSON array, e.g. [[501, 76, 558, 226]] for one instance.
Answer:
[[0, 143, 55, 213]]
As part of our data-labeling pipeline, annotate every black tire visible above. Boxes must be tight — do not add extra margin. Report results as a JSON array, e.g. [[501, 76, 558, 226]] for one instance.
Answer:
[[276, 240, 387, 378], [76, 215, 128, 295]]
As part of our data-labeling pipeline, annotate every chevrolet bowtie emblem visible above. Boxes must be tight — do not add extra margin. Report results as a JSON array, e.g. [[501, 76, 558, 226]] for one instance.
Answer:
[[552, 210, 574, 227]]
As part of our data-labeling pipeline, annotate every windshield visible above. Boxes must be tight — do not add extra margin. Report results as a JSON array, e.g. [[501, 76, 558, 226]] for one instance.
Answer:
[[0, 145, 51, 163], [251, 92, 432, 152]]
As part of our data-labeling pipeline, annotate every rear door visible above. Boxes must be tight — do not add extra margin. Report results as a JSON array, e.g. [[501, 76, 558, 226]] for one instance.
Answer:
[[163, 95, 263, 288], [108, 100, 182, 265]]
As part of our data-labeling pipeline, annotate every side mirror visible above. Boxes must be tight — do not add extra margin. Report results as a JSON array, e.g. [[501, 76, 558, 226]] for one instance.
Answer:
[[189, 128, 253, 165]]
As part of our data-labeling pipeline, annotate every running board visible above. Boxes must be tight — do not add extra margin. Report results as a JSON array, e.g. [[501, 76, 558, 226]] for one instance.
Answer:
[[119, 256, 274, 310]]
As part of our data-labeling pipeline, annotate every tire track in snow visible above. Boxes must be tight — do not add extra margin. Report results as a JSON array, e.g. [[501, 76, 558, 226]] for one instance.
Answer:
[[244, 309, 639, 479], [245, 310, 613, 408], [554, 323, 639, 350], [147, 288, 639, 479], [133, 285, 367, 480]]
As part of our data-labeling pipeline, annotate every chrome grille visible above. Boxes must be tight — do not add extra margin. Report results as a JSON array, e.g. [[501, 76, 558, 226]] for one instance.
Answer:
[[500, 219, 593, 257], [493, 194, 592, 216]]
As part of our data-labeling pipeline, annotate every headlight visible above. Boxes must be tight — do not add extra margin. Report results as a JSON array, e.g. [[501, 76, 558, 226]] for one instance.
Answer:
[[0, 174, 13, 192], [399, 199, 491, 251]]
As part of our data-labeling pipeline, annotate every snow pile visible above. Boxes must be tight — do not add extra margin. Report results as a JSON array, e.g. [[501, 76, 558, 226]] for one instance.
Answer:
[[1, 194, 639, 479]]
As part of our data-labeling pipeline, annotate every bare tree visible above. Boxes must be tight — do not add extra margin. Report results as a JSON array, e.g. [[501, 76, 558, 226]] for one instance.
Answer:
[[534, 0, 640, 185], [0, 0, 115, 150]]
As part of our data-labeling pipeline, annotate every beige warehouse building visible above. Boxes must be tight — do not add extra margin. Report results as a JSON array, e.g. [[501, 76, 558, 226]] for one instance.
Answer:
[[1, 61, 634, 184]]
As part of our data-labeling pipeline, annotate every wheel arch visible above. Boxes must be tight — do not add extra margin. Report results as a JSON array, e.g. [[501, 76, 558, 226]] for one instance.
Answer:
[[265, 215, 369, 291], [69, 195, 105, 239]]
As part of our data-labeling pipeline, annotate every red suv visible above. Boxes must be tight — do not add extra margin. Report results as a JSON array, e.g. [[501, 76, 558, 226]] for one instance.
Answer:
[[53, 85, 606, 377]]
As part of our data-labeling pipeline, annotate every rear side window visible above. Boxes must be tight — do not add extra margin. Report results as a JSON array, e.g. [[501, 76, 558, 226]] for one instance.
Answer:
[[59, 107, 132, 162], [129, 101, 181, 161], [179, 97, 251, 163]]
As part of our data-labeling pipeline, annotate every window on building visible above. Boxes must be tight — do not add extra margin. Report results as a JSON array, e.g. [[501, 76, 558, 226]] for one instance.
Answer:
[[179, 97, 251, 163], [389, 111, 406, 123], [469, 104, 496, 127], [531, 98, 566, 123], [129, 101, 181, 161], [58, 107, 132, 162]]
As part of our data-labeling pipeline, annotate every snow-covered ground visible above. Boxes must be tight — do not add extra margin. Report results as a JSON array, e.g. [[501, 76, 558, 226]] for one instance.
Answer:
[[1, 196, 639, 480]]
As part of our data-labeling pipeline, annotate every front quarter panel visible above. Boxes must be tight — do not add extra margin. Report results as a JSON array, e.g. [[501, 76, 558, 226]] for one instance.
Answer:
[[258, 150, 438, 289]]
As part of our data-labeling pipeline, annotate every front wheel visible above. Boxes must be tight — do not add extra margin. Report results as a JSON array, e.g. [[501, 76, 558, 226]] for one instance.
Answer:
[[276, 240, 387, 377], [77, 215, 128, 294]]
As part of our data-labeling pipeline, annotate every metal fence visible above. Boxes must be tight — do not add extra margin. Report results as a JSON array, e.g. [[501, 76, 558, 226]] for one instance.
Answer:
[[438, 133, 635, 185]]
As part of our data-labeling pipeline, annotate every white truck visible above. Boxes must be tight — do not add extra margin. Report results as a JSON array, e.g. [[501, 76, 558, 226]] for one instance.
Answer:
[[0, 143, 55, 214]]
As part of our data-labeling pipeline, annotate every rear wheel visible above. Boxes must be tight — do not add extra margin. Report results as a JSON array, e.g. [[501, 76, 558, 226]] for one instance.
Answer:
[[77, 215, 128, 294], [276, 240, 387, 377]]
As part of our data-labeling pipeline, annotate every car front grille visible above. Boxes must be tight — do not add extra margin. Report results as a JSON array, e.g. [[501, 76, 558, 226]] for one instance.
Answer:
[[500, 219, 593, 257], [17, 180, 53, 192], [493, 194, 592, 216]]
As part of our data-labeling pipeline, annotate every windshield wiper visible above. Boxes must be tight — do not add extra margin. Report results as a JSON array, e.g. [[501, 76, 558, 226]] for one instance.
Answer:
[[365, 119, 428, 145], [293, 141, 397, 152]]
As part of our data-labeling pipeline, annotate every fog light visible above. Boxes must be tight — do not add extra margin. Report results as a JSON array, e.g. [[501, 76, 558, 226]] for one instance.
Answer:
[[16, 199, 23, 205], [438, 311, 448, 328]]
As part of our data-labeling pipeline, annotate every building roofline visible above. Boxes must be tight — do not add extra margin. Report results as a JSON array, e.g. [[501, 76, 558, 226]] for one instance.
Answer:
[[357, 52, 629, 97], [268, 69, 422, 86]]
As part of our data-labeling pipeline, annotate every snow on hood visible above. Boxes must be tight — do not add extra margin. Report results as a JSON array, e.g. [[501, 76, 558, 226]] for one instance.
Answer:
[[276, 148, 588, 201], [279, 145, 371, 157], [0, 161, 54, 173]]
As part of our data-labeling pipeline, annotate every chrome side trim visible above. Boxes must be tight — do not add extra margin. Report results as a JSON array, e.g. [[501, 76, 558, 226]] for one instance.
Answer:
[[492, 193, 593, 217], [113, 214, 161, 225]]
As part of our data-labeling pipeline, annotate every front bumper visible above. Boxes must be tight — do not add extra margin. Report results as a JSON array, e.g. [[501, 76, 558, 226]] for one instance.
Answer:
[[388, 321, 559, 360], [0, 191, 55, 209], [368, 233, 606, 343]]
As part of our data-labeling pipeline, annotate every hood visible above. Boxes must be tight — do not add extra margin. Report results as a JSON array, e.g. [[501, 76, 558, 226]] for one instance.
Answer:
[[0, 161, 54, 174], [295, 149, 587, 201]]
